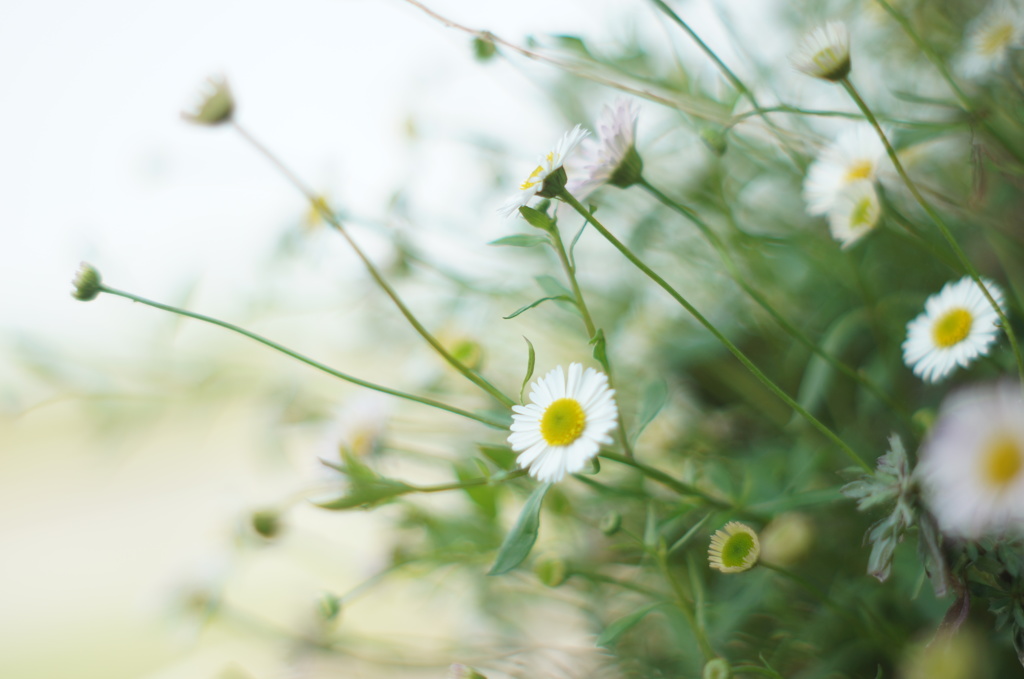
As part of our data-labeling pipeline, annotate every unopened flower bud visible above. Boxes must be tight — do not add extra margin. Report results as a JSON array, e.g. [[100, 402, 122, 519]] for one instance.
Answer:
[[182, 76, 235, 126], [599, 511, 622, 535], [251, 509, 282, 539], [702, 658, 732, 679], [534, 556, 568, 588], [71, 262, 102, 301], [317, 592, 342, 622], [450, 663, 488, 679]]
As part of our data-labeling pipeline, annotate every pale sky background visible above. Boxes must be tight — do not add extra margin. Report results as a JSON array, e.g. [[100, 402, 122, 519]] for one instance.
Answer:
[[0, 1, 801, 677]]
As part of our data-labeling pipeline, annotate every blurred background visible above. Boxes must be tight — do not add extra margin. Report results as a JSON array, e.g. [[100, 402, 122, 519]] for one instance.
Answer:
[[7, 0, 1008, 676]]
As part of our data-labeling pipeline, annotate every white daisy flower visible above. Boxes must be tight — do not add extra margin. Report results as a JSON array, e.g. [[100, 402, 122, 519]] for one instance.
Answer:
[[827, 179, 881, 248], [902, 276, 1006, 383], [507, 363, 617, 483], [959, 0, 1024, 79], [791, 21, 852, 82], [568, 99, 643, 199], [498, 124, 590, 219], [708, 522, 761, 573], [916, 381, 1024, 539], [803, 123, 887, 216]]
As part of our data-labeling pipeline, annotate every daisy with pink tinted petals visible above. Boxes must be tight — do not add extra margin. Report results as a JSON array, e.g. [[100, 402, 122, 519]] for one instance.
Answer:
[[568, 99, 643, 199], [916, 381, 1024, 539], [507, 363, 618, 483], [499, 125, 589, 219]]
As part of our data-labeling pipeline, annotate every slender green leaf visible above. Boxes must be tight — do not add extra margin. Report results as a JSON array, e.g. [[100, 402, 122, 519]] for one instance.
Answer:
[[521, 337, 536, 402], [477, 444, 517, 470], [632, 379, 668, 444], [489, 234, 550, 248], [591, 329, 609, 372], [503, 295, 575, 320], [313, 478, 413, 510], [488, 483, 550, 575], [519, 205, 554, 230], [596, 602, 662, 648]]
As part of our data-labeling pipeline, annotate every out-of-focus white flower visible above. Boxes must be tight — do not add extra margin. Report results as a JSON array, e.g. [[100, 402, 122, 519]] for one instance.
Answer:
[[568, 99, 643, 199], [316, 393, 391, 469], [827, 179, 881, 248], [791, 21, 852, 81], [708, 522, 761, 573], [508, 363, 617, 483], [499, 125, 589, 218], [958, 0, 1024, 79], [916, 381, 1024, 539], [803, 124, 887, 216], [181, 75, 235, 126], [902, 276, 1006, 383]]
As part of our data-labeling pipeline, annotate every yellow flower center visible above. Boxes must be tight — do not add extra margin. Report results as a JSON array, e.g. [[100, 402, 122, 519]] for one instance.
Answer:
[[540, 398, 586, 446], [845, 160, 873, 182], [932, 307, 973, 348], [982, 435, 1023, 488], [520, 165, 545, 191], [721, 532, 756, 568], [981, 22, 1015, 56]]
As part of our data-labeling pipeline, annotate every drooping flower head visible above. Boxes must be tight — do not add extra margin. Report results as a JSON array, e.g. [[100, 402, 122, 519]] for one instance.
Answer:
[[791, 21, 852, 82], [958, 0, 1024, 79], [708, 522, 760, 573], [803, 123, 887, 217], [499, 124, 589, 219], [507, 363, 617, 483], [916, 381, 1024, 539], [902, 276, 1006, 383], [70, 262, 103, 301], [182, 75, 235, 126], [568, 99, 643, 199], [827, 179, 881, 248]]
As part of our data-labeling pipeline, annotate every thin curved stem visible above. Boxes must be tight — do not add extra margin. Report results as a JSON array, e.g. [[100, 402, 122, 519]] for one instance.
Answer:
[[639, 178, 910, 422], [562, 190, 870, 472], [841, 78, 1024, 383], [230, 121, 515, 408], [872, 0, 1024, 165], [99, 285, 506, 429], [647, 0, 804, 168], [548, 224, 634, 458]]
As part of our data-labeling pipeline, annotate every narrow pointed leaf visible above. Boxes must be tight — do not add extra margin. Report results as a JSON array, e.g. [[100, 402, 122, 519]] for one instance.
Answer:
[[488, 483, 550, 575], [596, 602, 662, 648], [503, 295, 575, 320]]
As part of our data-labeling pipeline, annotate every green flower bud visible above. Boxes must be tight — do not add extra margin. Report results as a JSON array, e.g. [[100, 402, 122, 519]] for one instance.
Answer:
[[699, 127, 728, 157], [472, 35, 497, 62], [450, 664, 488, 679], [599, 511, 622, 536], [534, 556, 568, 588], [71, 262, 102, 301], [251, 509, 282, 539], [317, 592, 342, 622], [702, 658, 732, 679], [182, 76, 235, 126]]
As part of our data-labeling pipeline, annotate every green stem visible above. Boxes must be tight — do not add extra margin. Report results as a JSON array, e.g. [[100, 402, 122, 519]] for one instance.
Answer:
[[548, 224, 635, 458], [99, 285, 506, 429], [563, 191, 870, 472], [640, 178, 909, 421], [600, 451, 731, 509], [230, 121, 515, 408], [872, 0, 1024, 165], [647, 0, 803, 168], [841, 79, 1024, 383], [655, 547, 715, 660]]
